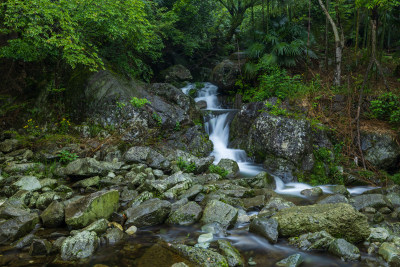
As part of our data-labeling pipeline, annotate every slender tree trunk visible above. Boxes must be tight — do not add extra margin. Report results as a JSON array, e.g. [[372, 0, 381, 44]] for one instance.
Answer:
[[355, 8, 360, 66], [325, 0, 329, 69], [307, 0, 311, 63], [318, 0, 343, 86]]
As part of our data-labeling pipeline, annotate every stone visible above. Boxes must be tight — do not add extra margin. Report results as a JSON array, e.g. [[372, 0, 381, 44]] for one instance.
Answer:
[[61, 231, 99, 261], [198, 233, 213, 244], [216, 240, 244, 267], [0, 213, 39, 244], [273, 203, 370, 243], [72, 176, 101, 188], [168, 243, 228, 267], [36, 191, 61, 210], [300, 187, 323, 197], [125, 198, 171, 227], [124, 146, 170, 170], [211, 59, 241, 92], [162, 64, 193, 83], [167, 202, 202, 226], [5, 163, 45, 173], [11, 176, 41, 192], [217, 159, 239, 179], [65, 190, 119, 229], [350, 194, 389, 211], [289, 231, 335, 250], [0, 202, 30, 219], [0, 139, 18, 153], [242, 195, 265, 210], [241, 172, 276, 189], [80, 219, 109, 235], [147, 171, 193, 193], [29, 238, 52, 256], [379, 242, 400, 266], [40, 201, 65, 228], [328, 238, 361, 261], [11, 233, 36, 249], [126, 226, 137, 235], [171, 263, 189, 267], [276, 254, 304, 267], [64, 158, 120, 177], [317, 194, 348, 204], [387, 193, 400, 208], [179, 184, 203, 200], [40, 178, 58, 189], [105, 228, 124, 244], [249, 218, 278, 243], [368, 227, 390, 242], [261, 197, 295, 213], [330, 185, 350, 197], [201, 200, 238, 229]]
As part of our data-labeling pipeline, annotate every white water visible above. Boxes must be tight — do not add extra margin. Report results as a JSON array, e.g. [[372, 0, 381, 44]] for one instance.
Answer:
[[182, 83, 374, 197]]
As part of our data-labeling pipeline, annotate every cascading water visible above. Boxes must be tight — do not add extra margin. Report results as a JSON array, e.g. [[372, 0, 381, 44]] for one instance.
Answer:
[[182, 83, 375, 197]]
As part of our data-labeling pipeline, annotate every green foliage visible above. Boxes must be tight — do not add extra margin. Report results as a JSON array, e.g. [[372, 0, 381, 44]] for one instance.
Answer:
[[177, 157, 196, 173], [23, 119, 42, 137], [130, 97, 151, 108], [208, 164, 229, 178], [389, 173, 400, 184], [370, 92, 400, 125], [152, 112, 162, 126], [265, 101, 291, 117], [58, 150, 79, 164], [58, 118, 71, 134], [174, 121, 181, 131]]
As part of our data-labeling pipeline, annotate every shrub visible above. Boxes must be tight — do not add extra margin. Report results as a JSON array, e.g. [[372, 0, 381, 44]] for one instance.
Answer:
[[130, 97, 151, 108], [58, 150, 79, 164], [370, 92, 400, 124], [177, 157, 196, 173], [208, 165, 229, 178]]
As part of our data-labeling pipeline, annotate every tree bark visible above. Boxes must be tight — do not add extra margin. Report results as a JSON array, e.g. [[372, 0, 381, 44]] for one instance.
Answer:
[[318, 0, 343, 86]]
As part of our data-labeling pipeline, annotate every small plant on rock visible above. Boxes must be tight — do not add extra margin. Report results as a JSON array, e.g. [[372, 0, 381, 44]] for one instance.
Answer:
[[58, 150, 79, 164], [208, 164, 229, 178], [130, 97, 151, 108], [177, 157, 196, 173]]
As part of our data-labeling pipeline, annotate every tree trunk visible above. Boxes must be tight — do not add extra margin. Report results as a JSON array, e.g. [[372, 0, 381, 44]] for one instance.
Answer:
[[325, 0, 329, 69], [318, 0, 342, 86]]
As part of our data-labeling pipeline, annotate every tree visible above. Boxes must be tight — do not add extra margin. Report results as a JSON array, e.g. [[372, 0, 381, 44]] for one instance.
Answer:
[[217, 0, 261, 41]]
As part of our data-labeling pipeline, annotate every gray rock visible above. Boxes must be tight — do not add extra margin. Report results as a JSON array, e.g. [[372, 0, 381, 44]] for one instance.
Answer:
[[39, 178, 58, 189], [243, 195, 265, 210], [368, 227, 390, 242], [61, 230, 99, 260], [124, 146, 170, 170], [273, 203, 370, 243], [29, 238, 52, 256], [105, 228, 125, 244], [11, 176, 41, 192], [80, 218, 109, 235], [201, 200, 238, 228], [379, 242, 400, 267], [128, 191, 154, 208], [65, 189, 119, 229], [167, 243, 228, 267], [0, 213, 39, 244], [249, 218, 278, 243], [211, 59, 241, 92], [72, 176, 100, 188], [217, 159, 239, 179], [216, 240, 244, 267], [0, 202, 30, 219], [260, 197, 295, 214], [0, 139, 19, 153], [301, 187, 323, 197], [167, 201, 202, 226], [40, 201, 65, 228], [125, 198, 171, 227], [5, 163, 45, 173], [11, 233, 36, 249], [289, 231, 335, 250], [64, 158, 120, 177], [318, 194, 348, 204], [350, 194, 389, 211], [328, 238, 360, 261], [241, 172, 276, 189], [387, 193, 400, 208], [147, 171, 193, 193], [330, 185, 350, 197], [162, 64, 192, 83], [8, 190, 33, 206], [179, 184, 203, 200], [36, 191, 61, 210], [276, 254, 304, 267]]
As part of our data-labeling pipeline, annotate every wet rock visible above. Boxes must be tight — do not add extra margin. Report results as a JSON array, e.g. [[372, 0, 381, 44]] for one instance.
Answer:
[[8, 190, 33, 206], [162, 65, 192, 83], [330, 185, 350, 197], [0, 139, 19, 153], [198, 232, 213, 245], [128, 191, 154, 208], [36, 191, 61, 210], [11, 176, 41, 192], [276, 254, 304, 267], [64, 158, 120, 177], [167, 202, 202, 226], [301, 187, 323, 197], [201, 200, 238, 229], [61, 230, 99, 261], [260, 197, 295, 214], [328, 238, 360, 261], [201, 222, 226, 235], [211, 59, 241, 92], [369, 227, 390, 242], [317, 194, 348, 204], [168, 243, 228, 267], [249, 218, 278, 243], [216, 240, 244, 267], [196, 101, 207, 109], [5, 163, 45, 173], [40, 178, 58, 189], [217, 159, 239, 179], [350, 194, 389, 211], [379, 242, 400, 266], [289, 231, 335, 250], [65, 190, 119, 229], [147, 172, 193, 194], [171, 263, 189, 267], [179, 184, 203, 200], [126, 225, 137, 235], [125, 198, 171, 227], [124, 146, 170, 170], [273, 203, 370, 243], [11, 233, 36, 249], [238, 172, 275, 190], [387, 193, 400, 208], [55, 185, 73, 193], [29, 238, 52, 256], [105, 228, 125, 244], [243, 195, 265, 210], [79, 219, 109, 235], [0, 202, 30, 219], [0, 213, 39, 244], [40, 201, 65, 228]]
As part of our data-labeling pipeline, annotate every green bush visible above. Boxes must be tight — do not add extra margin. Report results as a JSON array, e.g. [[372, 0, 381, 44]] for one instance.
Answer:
[[177, 157, 196, 173], [58, 150, 79, 164], [130, 97, 151, 108], [208, 165, 229, 178], [370, 92, 400, 124]]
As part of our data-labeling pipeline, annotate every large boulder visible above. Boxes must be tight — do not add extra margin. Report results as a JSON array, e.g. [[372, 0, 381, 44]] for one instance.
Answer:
[[211, 59, 241, 93], [350, 194, 389, 211], [361, 131, 400, 171], [61, 231, 99, 261], [40, 201, 65, 228], [0, 213, 39, 244], [272, 203, 370, 243], [217, 159, 239, 179], [162, 65, 193, 83], [63, 158, 120, 177], [11, 176, 41, 192], [125, 198, 171, 227], [65, 190, 119, 229], [201, 200, 238, 228], [167, 243, 228, 267], [124, 146, 171, 170], [328, 238, 361, 261], [167, 201, 202, 226], [249, 218, 279, 243]]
